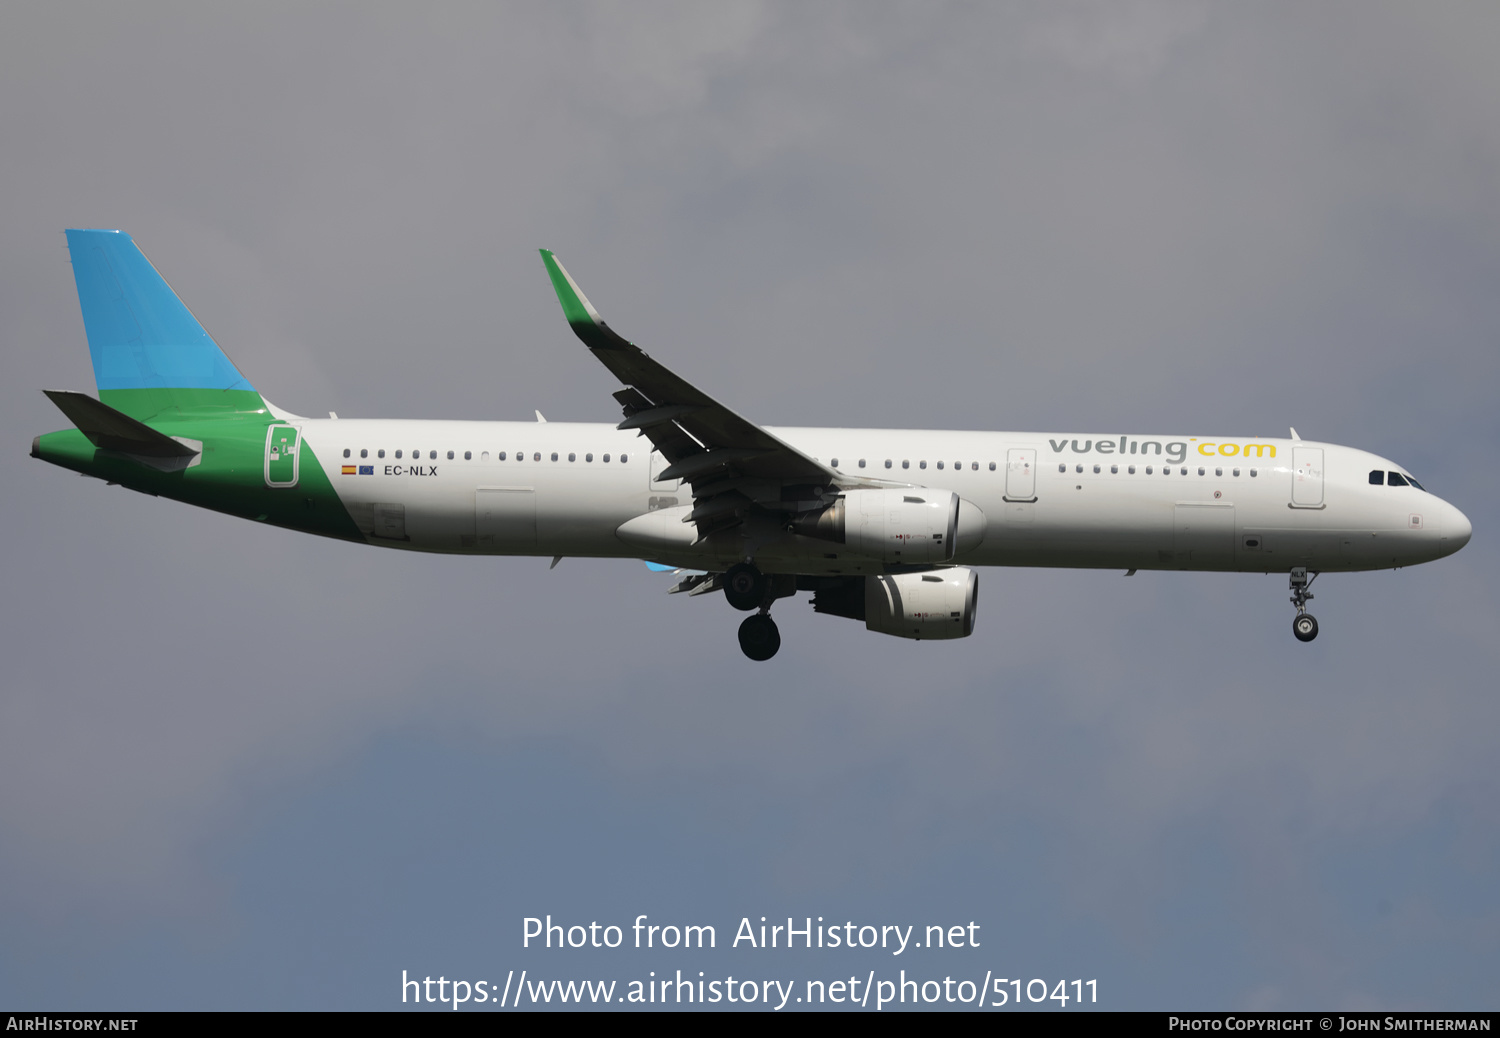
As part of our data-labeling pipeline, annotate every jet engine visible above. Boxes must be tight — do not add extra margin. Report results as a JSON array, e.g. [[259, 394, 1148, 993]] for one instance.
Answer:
[[792, 489, 986, 564], [812, 568, 979, 640]]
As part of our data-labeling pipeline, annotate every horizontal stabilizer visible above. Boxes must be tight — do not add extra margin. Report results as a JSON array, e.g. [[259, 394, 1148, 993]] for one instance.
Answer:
[[43, 390, 199, 458]]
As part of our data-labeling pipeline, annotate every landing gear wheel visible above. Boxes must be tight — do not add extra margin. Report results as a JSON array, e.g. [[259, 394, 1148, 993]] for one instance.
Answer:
[[1288, 568, 1321, 643], [738, 613, 781, 661], [723, 563, 767, 611]]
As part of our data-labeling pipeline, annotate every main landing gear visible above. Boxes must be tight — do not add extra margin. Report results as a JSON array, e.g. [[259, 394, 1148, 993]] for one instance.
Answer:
[[725, 562, 781, 661], [1289, 567, 1320, 642], [723, 562, 768, 611], [738, 612, 781, 661]]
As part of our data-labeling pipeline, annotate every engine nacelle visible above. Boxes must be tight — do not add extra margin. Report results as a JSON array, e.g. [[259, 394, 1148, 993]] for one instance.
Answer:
[[866, 568, 979, 640], [793, 489, 986, 564]]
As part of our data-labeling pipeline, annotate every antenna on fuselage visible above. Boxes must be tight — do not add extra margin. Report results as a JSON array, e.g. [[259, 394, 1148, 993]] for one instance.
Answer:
[[1289, 426, 1300, 441]]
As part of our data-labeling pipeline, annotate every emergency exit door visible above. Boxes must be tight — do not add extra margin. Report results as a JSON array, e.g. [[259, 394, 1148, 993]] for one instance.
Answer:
[[1004, 448, 1037, 501]]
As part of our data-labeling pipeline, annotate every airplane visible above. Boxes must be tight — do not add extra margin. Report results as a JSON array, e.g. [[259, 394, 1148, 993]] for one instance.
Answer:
[[33, 229, 1472, 660]]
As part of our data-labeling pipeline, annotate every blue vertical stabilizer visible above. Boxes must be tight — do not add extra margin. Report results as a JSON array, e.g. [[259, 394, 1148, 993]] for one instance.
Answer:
[[65, 229, 256, 397]]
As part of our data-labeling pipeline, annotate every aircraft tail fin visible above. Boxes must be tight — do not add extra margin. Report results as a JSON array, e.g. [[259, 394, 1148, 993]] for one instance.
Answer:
[[64, 229, 263, 420]]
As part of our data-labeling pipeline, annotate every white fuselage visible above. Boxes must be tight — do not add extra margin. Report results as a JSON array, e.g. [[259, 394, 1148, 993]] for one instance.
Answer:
[[302, 419, 1471, 576]]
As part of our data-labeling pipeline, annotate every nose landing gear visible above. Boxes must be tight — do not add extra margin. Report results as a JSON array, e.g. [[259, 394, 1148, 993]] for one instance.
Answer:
[[1289, 567, 1320, 642]]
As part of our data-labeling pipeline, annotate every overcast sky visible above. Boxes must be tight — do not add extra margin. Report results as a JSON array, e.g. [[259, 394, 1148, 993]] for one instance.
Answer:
[[2, 2, 1497, 1011]]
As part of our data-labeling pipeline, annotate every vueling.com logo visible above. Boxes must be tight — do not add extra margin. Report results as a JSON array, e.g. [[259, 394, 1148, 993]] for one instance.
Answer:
[[1047, 437, 1278, 466]]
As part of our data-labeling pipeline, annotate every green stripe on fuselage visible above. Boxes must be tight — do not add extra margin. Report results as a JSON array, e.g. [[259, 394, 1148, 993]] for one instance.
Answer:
[[32, 408, 363, 543]]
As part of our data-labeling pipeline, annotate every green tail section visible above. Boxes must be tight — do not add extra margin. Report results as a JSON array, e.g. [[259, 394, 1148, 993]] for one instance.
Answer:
[[32, 407, 363, 544], [35, 230, 363, 543]]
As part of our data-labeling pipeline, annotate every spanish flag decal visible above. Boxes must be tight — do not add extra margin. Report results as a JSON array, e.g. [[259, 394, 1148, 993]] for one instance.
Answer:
[[341, 465, 356, 475]]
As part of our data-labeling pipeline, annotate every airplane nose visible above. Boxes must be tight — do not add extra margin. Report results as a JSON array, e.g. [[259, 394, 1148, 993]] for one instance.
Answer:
[[1443, 502, 1472, 554]]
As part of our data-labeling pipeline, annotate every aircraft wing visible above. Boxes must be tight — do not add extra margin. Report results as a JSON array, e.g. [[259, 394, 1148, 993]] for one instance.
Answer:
[[541, 250, 860, 539]]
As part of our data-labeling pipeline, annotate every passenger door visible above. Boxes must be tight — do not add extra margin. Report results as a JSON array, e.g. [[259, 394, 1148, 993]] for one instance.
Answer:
[[264, 424, 300, 487], [1291, 447, 1324, 508]]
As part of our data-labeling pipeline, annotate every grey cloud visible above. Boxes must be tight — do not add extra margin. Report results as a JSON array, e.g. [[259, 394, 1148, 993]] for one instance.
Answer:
[[1, 1, 1496, 1008]]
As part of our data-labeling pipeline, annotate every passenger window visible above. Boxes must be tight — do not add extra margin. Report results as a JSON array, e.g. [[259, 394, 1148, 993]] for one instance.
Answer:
[[919, 460, 927, 470], [533, 452, 541, 461], [585, 453, 593, 462], [498, 451, 507, 461], [831, 458, 839, 468], [1093, 464, 1101, 474], [936, 461, 944, 470], [1128, 465, 1135, 474], [1076, 464, 1083, 474], [342, 448, 350, 458], [620, 454, 628, 463], [430, 451, 437, 460], [464, 451, 472, 460], [481, 452, 489, 461], [1111, 465, 1118, 474], [1250, 468, 1257, 477], [1146, 465, 1153, 474], [1181, 467, 1187, 476], [568, 453, 576, 462], [1388, 472, 1409, 487], [1233, 468, 1240, 477], [1197, 467, 1204, 476], [953, 461, 960, 470], [360, 449, 367, 459], [1058, 464, 1066, 473], [858, 459, 866, 468], [971, 462, 978, 471], [602, 453, 610, 462], [989, 462, 996, 471], [395, 450, 403, 459], [1215, 468, 1222, 477], [902, 460, 910, 469], [885, 460, 892, 469], [378, 449, 385, 459], [551, 452, 558, 462], [444, 450, 452, 460]]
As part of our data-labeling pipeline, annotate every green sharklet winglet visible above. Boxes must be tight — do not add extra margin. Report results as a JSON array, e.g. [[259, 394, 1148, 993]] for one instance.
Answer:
[[539, 250, 633, 353]]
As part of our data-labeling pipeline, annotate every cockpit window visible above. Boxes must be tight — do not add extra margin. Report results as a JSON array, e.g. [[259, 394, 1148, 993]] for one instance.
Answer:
[[1405, 475, 1426, 491], [1369, 470, 1384, 485], [1387, 472, 1409, 488]]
